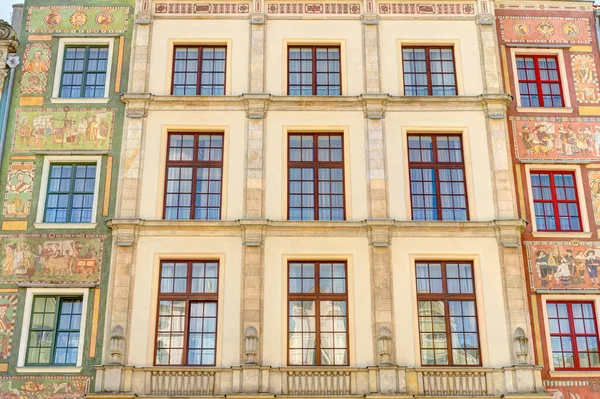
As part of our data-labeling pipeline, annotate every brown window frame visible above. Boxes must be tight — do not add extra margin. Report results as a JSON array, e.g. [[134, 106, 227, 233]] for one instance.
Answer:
[[287, 261, 349, 366], [287, 45, 342, 96], [416, 261, 482, 367], [402, 46, 458, 96], [287, 133, 346, 221], [408, 133, 469, 221], [154, 260, 219, 366], [163, 132, 224, 220], [171, 45, 227, 96]]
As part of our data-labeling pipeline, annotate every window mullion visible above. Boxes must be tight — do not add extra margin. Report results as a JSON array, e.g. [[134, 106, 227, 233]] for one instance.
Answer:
[[315, 262, 321, 365], [549, 172, 562, 232], [534, 56, 545, 107], [50, 297, 62, 366], [568, 303, 581, 369], [426, 48, 433, 96], [82, 48, 90, 98], [197, 46, 202, 96]]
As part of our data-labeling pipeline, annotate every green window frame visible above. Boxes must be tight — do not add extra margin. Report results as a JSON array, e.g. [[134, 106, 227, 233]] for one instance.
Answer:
[[44, 163, 97, 224], [26, 296, 83, 366], [59, 46, 109, 98]]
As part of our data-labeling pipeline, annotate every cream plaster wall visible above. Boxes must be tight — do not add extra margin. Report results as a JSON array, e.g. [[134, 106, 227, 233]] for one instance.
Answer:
[[265, 20, 364, 96], [139, 111, 247, 220], [379, 20, 484, 96], [385, 111, 496, 221], [391, 237, 512, 368], [148, 20, 250, 95], [127, 237, 243, 367], [262, 237, 374, 367], [264, 111, 369, 221]]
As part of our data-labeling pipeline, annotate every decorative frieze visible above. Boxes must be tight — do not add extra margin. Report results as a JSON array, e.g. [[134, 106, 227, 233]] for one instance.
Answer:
[[155, 3, 250, 14], [267, 3, 360, 14], [25, 6, 130, 34], [498, 16, 592, 44], [378, 3, 475, 15]]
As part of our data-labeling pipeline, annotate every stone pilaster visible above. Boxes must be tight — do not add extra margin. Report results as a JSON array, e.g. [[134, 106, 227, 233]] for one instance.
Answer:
[[362, 95, 389, 219], [366, 220, 396, 364], [243, 94, 269, 218], [249, 13, 266, 93], [362, 14, 381, 93]]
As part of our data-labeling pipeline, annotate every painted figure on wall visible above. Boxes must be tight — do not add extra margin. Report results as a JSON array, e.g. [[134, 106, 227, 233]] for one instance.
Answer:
[[27, 6, 129, 34], [3, 162, 35, 219], [12, 108, 115, 152], [512, 118, 600, 161], [528, 242, 600, 290], [0, 376, 89, 399], [0, 235, 104, 284], [20, 44, 51, 95], [572, 54, 600, 104], [0, 295, 17, 359], [589, 171, 600, 224], [546, 380, 600, 399], [499, 16, 591, 44]]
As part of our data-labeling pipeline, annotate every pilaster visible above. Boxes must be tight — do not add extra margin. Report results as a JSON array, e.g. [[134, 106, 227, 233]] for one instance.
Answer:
[[243, 94, 269, 218], [249, 10, 266, 93], [362, 13, 381, 93]]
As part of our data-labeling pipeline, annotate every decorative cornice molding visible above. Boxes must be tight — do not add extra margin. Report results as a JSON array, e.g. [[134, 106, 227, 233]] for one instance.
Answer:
[[361, 94, 389, 120], [493, 219, 526, 248], [240, 219, 269, 246], [476, 14, 495, 26], [106, 218, 143, 246], [122, 93, 153, 118], [251, 13, 265, 24]]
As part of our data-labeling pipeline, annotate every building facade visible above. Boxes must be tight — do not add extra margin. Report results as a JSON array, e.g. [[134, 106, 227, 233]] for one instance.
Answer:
[[496, 1, 600, 398], [91, 0, 546, 398], [0, 0, 133, 396]]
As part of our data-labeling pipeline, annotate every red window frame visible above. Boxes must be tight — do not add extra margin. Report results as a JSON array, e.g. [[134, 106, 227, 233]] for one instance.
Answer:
[[530, 171, 582, 232], [287, 261, 349, 366], [287, 46, 342, 96], [515, 55, 564, 108], [547, 301, 600, 371], [154, 260, 219, 366], [171, 45, 227, 96], [402, 46, 458, 96]]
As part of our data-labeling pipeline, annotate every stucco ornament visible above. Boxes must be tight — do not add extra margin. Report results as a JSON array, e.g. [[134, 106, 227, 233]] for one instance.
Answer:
[[110, 325, 125, 364], [377, 327, 392, 365], [513, 327, 529, 364], [0, 20, 16, 40], [244, 326, 259, 364]]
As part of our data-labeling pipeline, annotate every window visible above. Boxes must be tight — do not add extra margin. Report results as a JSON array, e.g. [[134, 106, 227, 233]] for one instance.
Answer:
[[408, 134, 468, 221], [516, 55, 563, 108], [288, 261, 348, 366], [44, 164, 96, 223], [288, 133, 345, 221], [172, 46, 226, 95], [26, 296, 83, 366], [547, 302, 600, 370], [165, 133, 223, 220], [288, 46, 341, 96], [59, 46, 109, 98], [530, 171, 581, 232], [416, 261, 480, 366], [156, 261, 219, 366], [402, 47, 457, 96]]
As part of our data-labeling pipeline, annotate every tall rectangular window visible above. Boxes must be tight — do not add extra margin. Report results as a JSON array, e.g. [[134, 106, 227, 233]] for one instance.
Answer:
[[408, 134, 467, 221], [156, 261, 219, 366], [165, 133, 223, 220], [26, 296, 83, 366], [172, 46, 226, 96], [44, 164, 96, 223], [530, 171, 581, 232], [288, 261, 348, 366], [60, 46, 109, 98], [288, 46, 341, 96], [416, 261, 480, 366], [402, 47, 457, 96], [547, 302, 600, 370], [516, 55, 563, 107], [288, 133, 345, 221]]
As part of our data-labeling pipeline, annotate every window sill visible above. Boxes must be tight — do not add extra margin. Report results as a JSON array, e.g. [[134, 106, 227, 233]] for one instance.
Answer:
[[16, 366, 82, 373], [531, 231, 592, 238], [34, 223, 97, 229], [516, 106, 574, 113], [50, 97, 109, 104], [549, 370, 600, 377]]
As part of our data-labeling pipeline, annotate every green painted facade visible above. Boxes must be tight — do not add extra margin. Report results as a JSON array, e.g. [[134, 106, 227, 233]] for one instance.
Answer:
[[0, 0, 134, 395]]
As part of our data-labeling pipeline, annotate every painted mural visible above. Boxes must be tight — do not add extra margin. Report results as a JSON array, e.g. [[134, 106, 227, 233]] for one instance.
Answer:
[[12, 108, 116, 152], [511, 117, 600, 161], [26, 6, 130, 34], [498, 16, 592, 44], [527, 242, 600, 290], [0, 234, 105, 284], [572, 54, 600, 104], [589, 171, 600, 225], [0, 295, 17, 360], [3, 162, 35, 219], [0, 376, 89, 399], [20, 44, 51, 95], [545, 379, 600, 399]]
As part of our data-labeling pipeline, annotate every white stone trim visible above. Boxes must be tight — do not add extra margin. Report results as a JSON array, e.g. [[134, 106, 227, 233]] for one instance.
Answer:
[[17, 288, 90, 369], [51, 37, 115, 101], [35, 155, 103, 227]]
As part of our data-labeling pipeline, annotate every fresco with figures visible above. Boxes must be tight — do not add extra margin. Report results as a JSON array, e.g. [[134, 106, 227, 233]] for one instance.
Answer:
[[20, 44, 51, 95], [527, 242, 600, 290], [0, 235, 105, 284], [589, 171, 600, 225], [0, 376, 89, 399], [26, 6, 130, 34], [498, 16, 591, 44], [572, 54, 600, 104], [12, 108, 115, 152], [3, 162, 35, 219], [545, 379, 600, 399], [0, 295, 17, 360], [511, 117, 600, 161]]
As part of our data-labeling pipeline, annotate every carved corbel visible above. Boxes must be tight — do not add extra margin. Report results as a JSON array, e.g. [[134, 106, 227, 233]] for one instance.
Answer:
[[107, 219, 142, 247], [481, 93, 513, 120], [243, 94, 270, 119], [366, 220, 394, 247], [122, 93, 152, 119], [476, 14, 495, 26], [240, 220, 269, 246], [361, 94, 389, 120], [251, 13, 265, 25], [362, 13, 379, 25], [493, 220, 526, 248]]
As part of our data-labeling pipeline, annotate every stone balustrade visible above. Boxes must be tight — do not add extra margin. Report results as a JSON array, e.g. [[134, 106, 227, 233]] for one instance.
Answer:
[[416, 368, 491, 396]]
